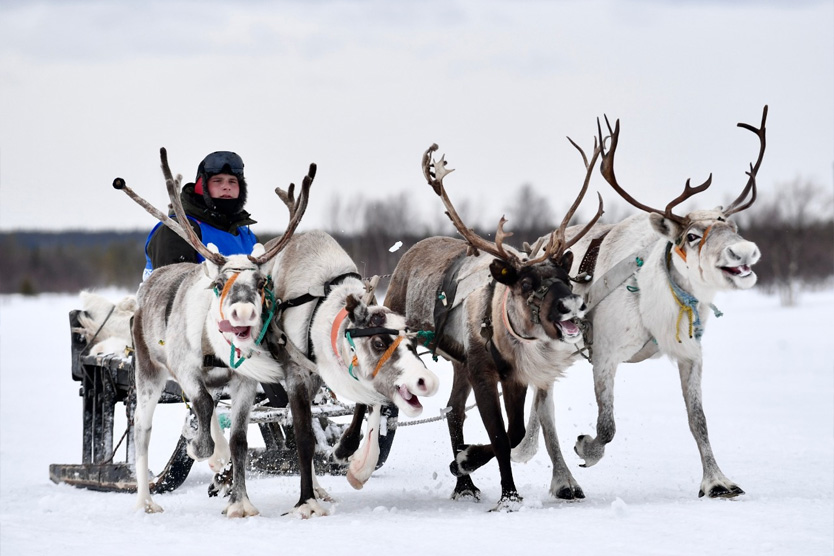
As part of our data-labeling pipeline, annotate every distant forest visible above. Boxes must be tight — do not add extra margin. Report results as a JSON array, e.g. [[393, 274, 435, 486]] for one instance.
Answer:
[[1, 179, 832, 306]]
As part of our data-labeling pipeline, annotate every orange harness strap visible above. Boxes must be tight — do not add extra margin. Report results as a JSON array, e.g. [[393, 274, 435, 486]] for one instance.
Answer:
[[373, 335, 404, 378], [218, 272, 240, 320]]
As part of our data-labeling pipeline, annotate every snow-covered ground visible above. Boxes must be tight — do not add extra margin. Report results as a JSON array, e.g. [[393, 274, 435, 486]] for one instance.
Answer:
[[1, 287, 832, 555]]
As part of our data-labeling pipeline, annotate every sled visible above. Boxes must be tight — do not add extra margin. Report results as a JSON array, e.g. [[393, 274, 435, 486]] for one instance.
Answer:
[[49, 309, 397, 493]]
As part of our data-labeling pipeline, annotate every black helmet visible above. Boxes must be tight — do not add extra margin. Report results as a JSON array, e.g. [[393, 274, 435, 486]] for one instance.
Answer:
[[194, 151, 248, 214]]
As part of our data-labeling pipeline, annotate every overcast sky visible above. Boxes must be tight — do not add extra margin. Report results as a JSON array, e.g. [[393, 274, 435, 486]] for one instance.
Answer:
[[1, 0, 831, 235]]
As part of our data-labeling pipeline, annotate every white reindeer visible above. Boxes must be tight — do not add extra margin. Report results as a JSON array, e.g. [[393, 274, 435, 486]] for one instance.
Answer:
[[519, 107, 767, 499], [115, 149, 319, 517], [263, 230, 440, 490], [77, 291, 136, 356]]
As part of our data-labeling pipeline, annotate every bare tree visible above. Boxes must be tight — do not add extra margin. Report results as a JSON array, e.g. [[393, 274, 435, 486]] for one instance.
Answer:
[[742, 177, 834, 306]]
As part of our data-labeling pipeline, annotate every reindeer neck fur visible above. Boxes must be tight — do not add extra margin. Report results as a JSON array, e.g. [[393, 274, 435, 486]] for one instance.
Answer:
[[633, 239, 717, 361], [487, 281, 580, 390], [309, 278, 389, 407]]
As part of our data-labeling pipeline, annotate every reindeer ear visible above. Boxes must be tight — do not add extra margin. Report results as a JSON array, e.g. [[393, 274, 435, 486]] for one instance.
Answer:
[[250, 243, 266, 258], [489, 259, 518, 285], [649, 213, 683, 242], [345, 294, 369, 325], [202, 243, 223, 278], [557, 250, 574, 273]]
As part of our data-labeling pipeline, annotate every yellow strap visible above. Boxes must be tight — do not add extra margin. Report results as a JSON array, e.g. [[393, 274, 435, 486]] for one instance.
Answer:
[[669, 283, 694, 342]]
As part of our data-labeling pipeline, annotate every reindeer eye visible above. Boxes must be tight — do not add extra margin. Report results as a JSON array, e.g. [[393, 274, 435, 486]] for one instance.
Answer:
[[372, 337, 387, 352], [686, 233, 701, 244], [520, 278, 534, 293]]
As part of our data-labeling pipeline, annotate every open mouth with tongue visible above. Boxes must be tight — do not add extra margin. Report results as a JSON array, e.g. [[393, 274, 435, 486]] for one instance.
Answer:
[[721, 264, 753, 278], [218, 320, 252, 341], [397, 384, 424, 412], [555, 319, 582, 342]]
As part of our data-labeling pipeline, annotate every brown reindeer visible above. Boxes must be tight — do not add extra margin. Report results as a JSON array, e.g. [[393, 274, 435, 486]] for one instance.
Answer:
[[114, 149, 319, 517], [380, 140, 602, 511]]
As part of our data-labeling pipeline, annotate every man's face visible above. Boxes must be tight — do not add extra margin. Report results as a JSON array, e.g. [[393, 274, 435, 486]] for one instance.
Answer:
[[207, 174, 240, 199]]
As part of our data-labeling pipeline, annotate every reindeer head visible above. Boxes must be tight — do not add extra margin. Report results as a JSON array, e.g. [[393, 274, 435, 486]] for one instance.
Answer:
[[340, 293, 439, 418], [204, 246, 273, 355], [422, 141, 603, 344], [599, 106, 767, 291]]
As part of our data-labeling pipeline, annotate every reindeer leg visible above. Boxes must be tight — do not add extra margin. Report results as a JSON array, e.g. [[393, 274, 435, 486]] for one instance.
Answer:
[[346, 405, 381, 489], [456, 361, 522, 512], [512, 386, 541, 463], [207, 407, 231, 473], [535, 385, 584, 500], [575, 358, 618, 467], [334, 404, 366, 463], [132, 322, 166, 514], [177, 374, 215, 463], [678, 358, 744, 499], [450, 379, 526, 474], [446, 362, 480, 501], [222, 378, 259, 518], [285, 368, 329, 518]]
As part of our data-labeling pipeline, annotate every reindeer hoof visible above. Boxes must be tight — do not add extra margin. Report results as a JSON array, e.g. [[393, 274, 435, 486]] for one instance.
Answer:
[[700, 484, 745, 499], [554, 485, 585, 500], [489, 491, 523, 512], [574, 434, 603, 467], [223, 499, 259, 518], [451, 475, 481, 501]]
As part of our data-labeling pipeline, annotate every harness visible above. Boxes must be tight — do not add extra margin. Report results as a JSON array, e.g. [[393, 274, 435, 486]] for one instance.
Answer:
[[273, 271, 362, 359], [330, 308, 405, 381], [432, 251, 470, 358], [213, 270, 277, 369], [664, 242, 723, 342], [478, 280, 513, 380]]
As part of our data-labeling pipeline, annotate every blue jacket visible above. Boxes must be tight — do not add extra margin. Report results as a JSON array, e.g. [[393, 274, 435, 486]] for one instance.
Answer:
[[143, 216, 258, 281]]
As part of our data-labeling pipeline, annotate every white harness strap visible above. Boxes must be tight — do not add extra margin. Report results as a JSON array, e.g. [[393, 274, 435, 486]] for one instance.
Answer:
[[581, 243, 659, 363], [584, 244, 653, 313]]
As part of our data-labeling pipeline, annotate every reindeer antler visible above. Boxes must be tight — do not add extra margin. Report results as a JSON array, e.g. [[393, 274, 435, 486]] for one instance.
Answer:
[[422, 144, 521, 266], [724, 105, 767, 216], [159, 148, 228, 265], [598, 116, 711, 226], [112, 149, 227, 266], [250, 163, 316, 264], [525, 136, 604, 266]]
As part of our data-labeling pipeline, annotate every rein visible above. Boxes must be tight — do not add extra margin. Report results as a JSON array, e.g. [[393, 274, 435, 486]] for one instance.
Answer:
[[501, 288, 536, 343], [331, 308, 408, 381]]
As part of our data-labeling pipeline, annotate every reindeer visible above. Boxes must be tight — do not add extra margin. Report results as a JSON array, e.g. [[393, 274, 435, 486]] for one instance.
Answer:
[[114, 148, 318, 517], [378, 140, 603, 511], [77, 290, 137, 356], [263, 231, 440, 489], [522, 107, 767, 499]]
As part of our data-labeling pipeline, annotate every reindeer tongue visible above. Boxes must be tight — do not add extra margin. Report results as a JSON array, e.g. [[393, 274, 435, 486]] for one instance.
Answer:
[[218, 320, 249, 335], [558, 320, 580, 337]]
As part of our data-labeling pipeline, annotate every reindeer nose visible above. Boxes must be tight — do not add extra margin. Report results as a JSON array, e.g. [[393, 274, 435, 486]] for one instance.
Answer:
[[229, 302, 257, 324]]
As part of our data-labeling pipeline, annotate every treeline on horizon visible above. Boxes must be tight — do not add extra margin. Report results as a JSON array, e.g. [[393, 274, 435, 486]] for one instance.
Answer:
[[1, 179, 832, 305]]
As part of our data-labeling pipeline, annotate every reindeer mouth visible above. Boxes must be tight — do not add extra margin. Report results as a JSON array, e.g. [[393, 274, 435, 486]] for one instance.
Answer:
[[397, 385, 424, 411], [218, 320, 253, 341], [721, 264, 753, 278], [555, 319, 582, 342]]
